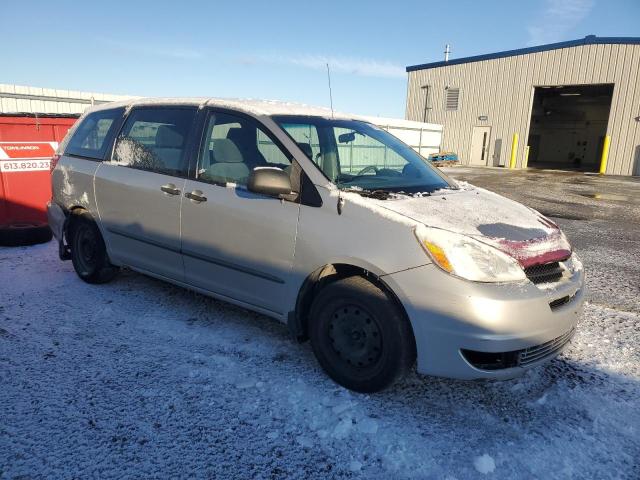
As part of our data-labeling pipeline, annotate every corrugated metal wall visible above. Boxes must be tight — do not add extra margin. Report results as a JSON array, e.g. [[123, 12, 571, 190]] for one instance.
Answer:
[[0, 84, 131, 115], [357, 115, 443, 157], [405, 43, 640, 176]]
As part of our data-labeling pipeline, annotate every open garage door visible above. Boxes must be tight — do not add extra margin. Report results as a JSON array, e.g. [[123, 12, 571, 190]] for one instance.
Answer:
[[527, 84, 613, 172]]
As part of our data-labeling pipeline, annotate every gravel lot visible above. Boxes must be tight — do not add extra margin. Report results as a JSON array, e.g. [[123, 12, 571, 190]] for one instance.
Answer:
[[1, 167, 639, 479]]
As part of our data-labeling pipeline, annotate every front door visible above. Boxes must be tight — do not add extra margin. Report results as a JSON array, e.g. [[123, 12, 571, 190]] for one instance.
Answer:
[[181, 110, 299, 316], [470, 126, 491, 166], [95, 106, 198, 281]]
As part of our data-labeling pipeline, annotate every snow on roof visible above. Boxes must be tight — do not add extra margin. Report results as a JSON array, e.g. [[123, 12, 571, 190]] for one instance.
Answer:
[[88, 97, 353, 119], [86, 97, 443, 132], [207, 98, 344, 118]]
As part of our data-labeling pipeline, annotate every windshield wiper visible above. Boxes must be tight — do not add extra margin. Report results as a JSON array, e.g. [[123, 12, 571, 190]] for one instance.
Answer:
[[339, 187, 399, 200]]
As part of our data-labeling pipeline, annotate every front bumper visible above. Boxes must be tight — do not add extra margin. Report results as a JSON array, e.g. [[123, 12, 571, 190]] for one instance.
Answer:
[[383, 260, 585, 380]]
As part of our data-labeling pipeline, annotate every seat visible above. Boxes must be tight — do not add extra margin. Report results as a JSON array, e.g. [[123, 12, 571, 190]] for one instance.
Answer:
[[296, 142, 313, 159], [205, 138, 250, 183], [227, 127, 268, 169], [154, 125, 184, 172]]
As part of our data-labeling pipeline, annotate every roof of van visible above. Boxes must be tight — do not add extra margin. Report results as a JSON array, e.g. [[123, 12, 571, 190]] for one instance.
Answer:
[[88, 97, 353, 119]]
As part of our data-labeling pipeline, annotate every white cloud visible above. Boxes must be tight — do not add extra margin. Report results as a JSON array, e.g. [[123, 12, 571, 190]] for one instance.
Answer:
[[98, 38, 202, 60], [527, 0, 595, 46], [242, 53, 406, 79]]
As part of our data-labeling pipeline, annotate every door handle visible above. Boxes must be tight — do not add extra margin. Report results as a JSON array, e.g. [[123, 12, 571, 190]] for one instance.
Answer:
[[160, 184, 181, 195], [184, 190, 207, 203]]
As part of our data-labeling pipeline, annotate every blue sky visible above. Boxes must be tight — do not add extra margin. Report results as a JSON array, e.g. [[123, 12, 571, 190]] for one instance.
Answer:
[[2, 0, 639, 117]]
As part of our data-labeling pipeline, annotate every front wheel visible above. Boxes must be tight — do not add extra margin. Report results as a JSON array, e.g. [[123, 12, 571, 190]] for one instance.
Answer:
[[70, 212, 118, 284], [309, 275, 416, 393]]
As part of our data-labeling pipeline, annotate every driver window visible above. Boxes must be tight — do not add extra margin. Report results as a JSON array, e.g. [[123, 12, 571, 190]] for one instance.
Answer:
[[334, 127, 408, 176]]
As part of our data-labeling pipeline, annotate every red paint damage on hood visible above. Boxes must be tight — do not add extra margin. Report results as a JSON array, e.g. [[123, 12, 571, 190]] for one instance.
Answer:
[[491, 227, 572, 268]]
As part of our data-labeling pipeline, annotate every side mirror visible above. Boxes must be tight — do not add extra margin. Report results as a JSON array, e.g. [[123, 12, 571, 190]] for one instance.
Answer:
[[247, 167, 292, 197]]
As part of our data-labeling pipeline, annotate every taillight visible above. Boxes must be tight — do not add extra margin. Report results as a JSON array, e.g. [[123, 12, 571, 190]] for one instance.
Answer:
[[50, 154, 60, 173]]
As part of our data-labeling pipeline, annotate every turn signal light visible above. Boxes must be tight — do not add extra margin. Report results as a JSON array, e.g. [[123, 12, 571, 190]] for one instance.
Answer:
[[422, 241, 454, 273]]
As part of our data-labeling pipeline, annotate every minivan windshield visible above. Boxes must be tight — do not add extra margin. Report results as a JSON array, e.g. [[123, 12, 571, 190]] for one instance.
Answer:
[[274, 116, 455, 194]]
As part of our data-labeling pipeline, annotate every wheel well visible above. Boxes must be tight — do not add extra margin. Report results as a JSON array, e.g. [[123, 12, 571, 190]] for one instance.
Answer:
[[289, 264, 414, 345], [65, 206, 87, 233]]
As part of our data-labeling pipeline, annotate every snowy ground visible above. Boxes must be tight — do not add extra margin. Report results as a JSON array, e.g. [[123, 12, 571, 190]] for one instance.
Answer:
[[1, 168, 639, 479]]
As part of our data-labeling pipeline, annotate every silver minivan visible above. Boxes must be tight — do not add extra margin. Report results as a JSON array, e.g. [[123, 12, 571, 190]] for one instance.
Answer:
[[48, 98, 585, 392]]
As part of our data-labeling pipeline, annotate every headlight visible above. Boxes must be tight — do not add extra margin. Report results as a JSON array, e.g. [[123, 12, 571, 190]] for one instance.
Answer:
[[414, 226, 526, 283]]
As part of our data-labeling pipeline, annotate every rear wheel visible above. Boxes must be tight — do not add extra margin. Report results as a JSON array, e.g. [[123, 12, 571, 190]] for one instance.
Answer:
[[309, 275, 416, 393], [70, 212, 117, 284]]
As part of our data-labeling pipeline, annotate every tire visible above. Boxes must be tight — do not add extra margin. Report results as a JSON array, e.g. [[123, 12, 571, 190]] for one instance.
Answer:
[[309, 275, 416, 393], [0, 223, 53, 247], [69, 212, 118, 284]]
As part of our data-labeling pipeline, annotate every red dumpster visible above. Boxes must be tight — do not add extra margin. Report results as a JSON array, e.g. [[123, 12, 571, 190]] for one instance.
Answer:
[[0, 114, 78, 246]]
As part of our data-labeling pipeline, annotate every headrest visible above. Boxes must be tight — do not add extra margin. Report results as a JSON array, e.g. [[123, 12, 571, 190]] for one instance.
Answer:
[[402, 163, 421, 178], [227, 127, 254, 147], [155, 125, 184, 148], [212, 138, 244, 163], [296, 142, 313, 159]]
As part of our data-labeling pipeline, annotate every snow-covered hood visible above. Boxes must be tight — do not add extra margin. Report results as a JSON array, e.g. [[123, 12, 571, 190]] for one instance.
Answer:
[[372, 185, 572, 267]]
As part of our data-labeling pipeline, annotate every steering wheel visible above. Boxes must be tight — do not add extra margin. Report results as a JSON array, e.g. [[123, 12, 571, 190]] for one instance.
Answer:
[[357, 165, 379, 176]]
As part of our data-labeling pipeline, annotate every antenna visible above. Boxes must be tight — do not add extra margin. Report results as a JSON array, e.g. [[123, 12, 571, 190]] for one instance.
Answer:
[[326, 62, 334, 118], [444, 44, 451, 62]]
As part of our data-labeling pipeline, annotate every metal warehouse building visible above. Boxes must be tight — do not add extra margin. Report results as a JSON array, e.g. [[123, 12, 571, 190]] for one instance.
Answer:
[[405, 36, 640, 176]]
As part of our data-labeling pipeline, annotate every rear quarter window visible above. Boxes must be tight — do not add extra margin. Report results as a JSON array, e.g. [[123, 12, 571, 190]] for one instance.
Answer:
[[65, 108, 124, 160]]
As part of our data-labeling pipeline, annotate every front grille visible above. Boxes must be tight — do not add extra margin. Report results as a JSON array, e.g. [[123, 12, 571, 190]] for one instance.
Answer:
[[519, 328, 575, 366], [525, 261, 564, 284], [461, 328, 575, 371]]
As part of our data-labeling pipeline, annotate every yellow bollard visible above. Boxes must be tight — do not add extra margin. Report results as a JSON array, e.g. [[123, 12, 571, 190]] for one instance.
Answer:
[[509, 133, 519, 169], [599, 135, 611, 175], [524, 145, 530, 169]]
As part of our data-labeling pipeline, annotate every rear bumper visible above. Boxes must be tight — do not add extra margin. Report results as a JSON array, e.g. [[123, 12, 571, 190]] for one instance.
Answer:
[[46, 201, 65, 242], [383, 259, 585, 380]]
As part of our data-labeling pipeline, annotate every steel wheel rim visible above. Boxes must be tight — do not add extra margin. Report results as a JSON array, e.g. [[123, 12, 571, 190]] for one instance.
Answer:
[[328, 304, 382, 368], [76, 225, 97, 272]]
